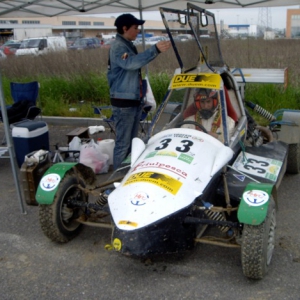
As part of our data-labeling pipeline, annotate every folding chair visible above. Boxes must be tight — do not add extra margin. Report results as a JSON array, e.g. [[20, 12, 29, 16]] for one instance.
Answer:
[[93, 105, 115, 137], [9, 81, 41, 122], [93, 104, 152, 139], [139, 105, 152, 136], [0, 81, 41, 144]]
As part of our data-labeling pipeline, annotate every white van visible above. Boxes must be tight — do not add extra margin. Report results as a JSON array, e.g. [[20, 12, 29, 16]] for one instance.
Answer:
[[16, 36, 67, 56]]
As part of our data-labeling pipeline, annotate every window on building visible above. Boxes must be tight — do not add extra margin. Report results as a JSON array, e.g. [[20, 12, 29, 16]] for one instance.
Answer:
[[62, 21, 76, 25], [0, 20, 18, 24], [79, 21, 91, 26], [291, 14, 300, 38], [22, 20, 40, 24], [93, 22, 104, 26], [291, 15, 300, 20]]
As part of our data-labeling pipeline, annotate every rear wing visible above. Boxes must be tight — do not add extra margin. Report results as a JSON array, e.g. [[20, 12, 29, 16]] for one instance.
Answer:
[[231, 67, 288, 98]]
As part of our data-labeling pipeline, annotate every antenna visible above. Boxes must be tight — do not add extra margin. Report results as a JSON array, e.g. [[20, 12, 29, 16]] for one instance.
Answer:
[[258, 7, 272, 32]]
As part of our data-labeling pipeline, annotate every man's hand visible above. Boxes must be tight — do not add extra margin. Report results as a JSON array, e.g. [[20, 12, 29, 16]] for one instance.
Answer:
[[156, 40, 171, 53]]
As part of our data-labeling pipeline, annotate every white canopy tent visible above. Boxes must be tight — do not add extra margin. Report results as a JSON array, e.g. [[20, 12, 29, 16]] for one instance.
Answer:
[[0, 0, 299, 17], [0, 0, 298, 213]]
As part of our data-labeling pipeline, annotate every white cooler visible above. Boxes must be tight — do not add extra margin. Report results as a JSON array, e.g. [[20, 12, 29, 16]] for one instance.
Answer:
[[12, 120, 49, 167]]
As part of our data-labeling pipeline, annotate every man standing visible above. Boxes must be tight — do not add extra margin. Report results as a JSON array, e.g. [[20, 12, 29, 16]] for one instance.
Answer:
[[107, 13, 171, 170]]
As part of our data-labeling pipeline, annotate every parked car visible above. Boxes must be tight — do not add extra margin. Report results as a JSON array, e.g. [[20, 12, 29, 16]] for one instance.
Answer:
[[16, 36, 67, 56], [3, 42, 21, 56], [68, 37, 101, 50], [101, 39, 115, 49], [145, 36, 167, 45], [0, 50, 6, 59], [0, 39, 20, 50], [174, 34, 194, 42]]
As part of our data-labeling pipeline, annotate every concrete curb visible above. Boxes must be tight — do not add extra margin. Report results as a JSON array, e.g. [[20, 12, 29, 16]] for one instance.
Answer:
[[42, 116, 105, 127]]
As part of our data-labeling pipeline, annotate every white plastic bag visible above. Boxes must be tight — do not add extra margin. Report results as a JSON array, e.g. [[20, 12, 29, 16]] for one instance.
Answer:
[[143, 76, 156, 112], [79, 139, 109, 174], [69, 136, 81, 151]]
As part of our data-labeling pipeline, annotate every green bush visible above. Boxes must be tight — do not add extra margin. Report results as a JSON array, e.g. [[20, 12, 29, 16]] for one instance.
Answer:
[[0, 39, 299, 117]]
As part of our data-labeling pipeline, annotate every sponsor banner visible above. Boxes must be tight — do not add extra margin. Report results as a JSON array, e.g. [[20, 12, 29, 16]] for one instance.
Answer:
[[170, 73, 221, 90]]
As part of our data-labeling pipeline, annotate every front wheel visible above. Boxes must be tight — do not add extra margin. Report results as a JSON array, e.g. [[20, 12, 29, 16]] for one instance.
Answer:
[[39, 173, 87, 243], [241, 197, 276, 279]]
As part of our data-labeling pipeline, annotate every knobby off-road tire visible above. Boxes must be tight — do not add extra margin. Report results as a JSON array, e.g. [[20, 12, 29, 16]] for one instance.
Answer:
[[241, 197, 276, 280], [286, 143, 300, 174], [39, 173, 87, 243]]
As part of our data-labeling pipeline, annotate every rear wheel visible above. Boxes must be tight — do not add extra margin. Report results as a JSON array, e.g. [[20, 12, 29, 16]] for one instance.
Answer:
[[286, 143, 300, 174], [241, 197, 276, 279], [39, 173, 87, 243]]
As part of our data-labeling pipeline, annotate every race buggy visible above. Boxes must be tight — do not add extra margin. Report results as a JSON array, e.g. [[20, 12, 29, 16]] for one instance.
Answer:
[[28, 3, 300, 280]]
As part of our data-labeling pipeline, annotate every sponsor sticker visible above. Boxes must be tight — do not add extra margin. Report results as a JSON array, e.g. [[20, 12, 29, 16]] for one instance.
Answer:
[[242, 190, 269, 206], [170, 73, 221, 89], [130, 191, 149, 206], [157, 150, 177, 157], [118, 220, 138, 227], [113, 238, 122, 251], [145, 151, 157, 159], [233, 174, 245, 182], [132, 161, 187, 178], [40, 173, 61, 191], [124, 171, 182, 195], [178, 153, 194, 164]]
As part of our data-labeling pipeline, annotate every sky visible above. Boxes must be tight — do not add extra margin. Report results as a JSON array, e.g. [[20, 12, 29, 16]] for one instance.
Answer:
[[98, 5, 299, 30]]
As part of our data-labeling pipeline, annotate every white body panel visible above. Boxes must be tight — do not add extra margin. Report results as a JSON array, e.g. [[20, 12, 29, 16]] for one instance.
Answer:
[[108, 128, 234, 231]]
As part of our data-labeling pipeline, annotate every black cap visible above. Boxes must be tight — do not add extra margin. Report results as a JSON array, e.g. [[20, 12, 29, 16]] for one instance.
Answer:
[[114, 13, 145, 29]]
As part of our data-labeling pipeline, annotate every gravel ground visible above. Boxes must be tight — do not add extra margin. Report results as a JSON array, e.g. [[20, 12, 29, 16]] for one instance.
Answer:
[[0, 119, 300, 300]]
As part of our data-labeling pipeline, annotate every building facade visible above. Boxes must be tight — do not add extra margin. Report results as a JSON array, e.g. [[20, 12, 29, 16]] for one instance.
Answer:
[[0, 15, 165, 43], [286, 9, 300, 38]]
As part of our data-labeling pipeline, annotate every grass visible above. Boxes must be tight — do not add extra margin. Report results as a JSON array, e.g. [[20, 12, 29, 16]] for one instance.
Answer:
[[0, 38, 299, 118]]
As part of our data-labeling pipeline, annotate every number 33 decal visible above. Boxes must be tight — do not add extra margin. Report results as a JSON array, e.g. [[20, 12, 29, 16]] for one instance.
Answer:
[[244, 158, 269, 174], [155, 138, 194, 153]]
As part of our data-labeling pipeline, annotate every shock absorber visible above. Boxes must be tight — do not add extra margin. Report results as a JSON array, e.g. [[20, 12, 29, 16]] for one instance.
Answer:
[[205, 210, 230, 233], [96, 189, 111, 208], [245, 101, 276, 122]]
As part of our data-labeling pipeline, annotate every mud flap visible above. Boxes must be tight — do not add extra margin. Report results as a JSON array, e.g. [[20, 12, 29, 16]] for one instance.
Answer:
[[36, 162, 77, 205], [237, 182, 273, 225]]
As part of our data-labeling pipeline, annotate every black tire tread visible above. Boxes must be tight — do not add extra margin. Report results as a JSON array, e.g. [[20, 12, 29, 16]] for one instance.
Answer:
[[241, 199, 276, 279], [39, 173, 85, 243]]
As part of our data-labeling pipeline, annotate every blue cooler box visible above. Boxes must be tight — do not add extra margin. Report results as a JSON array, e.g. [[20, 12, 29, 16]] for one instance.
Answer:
[[12, 120, 49, 167]]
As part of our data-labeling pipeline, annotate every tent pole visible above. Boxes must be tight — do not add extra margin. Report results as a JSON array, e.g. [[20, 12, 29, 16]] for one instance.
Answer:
[[138, 2, 149, 76], [0, 72, 26, 214]]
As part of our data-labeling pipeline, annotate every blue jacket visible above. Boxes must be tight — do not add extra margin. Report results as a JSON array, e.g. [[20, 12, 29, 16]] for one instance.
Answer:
[[107, 33, 159, 100]]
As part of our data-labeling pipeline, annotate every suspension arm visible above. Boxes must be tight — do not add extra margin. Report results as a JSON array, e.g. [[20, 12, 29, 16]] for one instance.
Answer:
[[67, 198, 109, 213], [184, 216, 240, 228]]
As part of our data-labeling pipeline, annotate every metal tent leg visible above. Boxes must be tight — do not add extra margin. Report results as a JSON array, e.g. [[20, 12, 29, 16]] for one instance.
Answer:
[[0, 72, 26, 214]]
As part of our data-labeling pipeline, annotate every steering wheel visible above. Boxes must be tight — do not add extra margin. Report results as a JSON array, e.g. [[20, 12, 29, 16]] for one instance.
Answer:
[[176, 121, 208, 134]]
